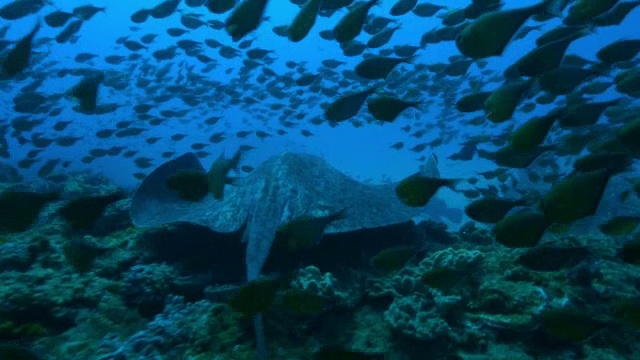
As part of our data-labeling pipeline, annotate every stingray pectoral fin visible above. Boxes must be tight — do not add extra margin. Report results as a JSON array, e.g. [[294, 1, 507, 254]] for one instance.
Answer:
[[130, 153, 246, 233]]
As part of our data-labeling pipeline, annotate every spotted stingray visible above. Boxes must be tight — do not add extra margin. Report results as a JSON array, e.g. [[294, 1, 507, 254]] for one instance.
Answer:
[[130, 151, 429, 359]]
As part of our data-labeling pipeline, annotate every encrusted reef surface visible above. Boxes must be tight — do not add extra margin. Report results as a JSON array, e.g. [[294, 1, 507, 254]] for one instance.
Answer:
[[1, 168, 639, 360]]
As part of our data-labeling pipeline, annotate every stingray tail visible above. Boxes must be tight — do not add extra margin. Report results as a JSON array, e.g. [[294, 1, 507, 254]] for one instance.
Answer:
[[254, 313, 267, 360]]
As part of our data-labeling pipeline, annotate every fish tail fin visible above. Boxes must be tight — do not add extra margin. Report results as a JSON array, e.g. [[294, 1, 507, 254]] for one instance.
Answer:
[[542, 0, 565, 17], [444, 178, 460, 192]]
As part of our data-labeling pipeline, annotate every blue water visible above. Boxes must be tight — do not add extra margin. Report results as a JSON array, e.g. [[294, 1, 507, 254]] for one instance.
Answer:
[[2, 0, 634, 192]]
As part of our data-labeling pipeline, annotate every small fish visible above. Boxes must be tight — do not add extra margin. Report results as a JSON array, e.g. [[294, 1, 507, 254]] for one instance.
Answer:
[[599, 216, 640, 237], [455, 0, 562, 59], [334, 0, 379, 43], [281, 288, 325, 316], [355, 56, 412, 80], [367, 96, 420, 122], [421, 266, 468, 291], [540, 307, 608, 342], [325, 87, 377, 122], [2, 21, 40, 76], [288, 0, 323, 42], [274, 209, 347, 251], [494, 212, 549, 248], [58, 193, 126, 231], [465, 197, 528, 224], [395, 172, 457, 207], [208, 149, 243, 200], [518, 246, 590, 271], [370, 245, 416, 272], [618, 234, 640, 265], [540, 169, 615, 224], [229, 278, 279, 317], [226, 0, 270, 41], [0, 190, 61, 232]]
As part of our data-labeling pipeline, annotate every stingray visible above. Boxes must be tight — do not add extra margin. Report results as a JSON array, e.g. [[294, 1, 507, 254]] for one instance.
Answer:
[[130, 151, 430, 359]]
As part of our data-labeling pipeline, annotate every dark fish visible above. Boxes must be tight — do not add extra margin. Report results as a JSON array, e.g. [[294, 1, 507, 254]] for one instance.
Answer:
[[539, 66, 599, 95], [325, 87, 377, 122], [395, 173, 457, 207], [131, 8, 152, 23], [226, 0, 270, 41], [509, 110, 562, 151], [334, 0, 378, 43], [484, 78, 534, 123], [558, 99, 621, 128], [2, 21, 40, 76], [288, 0, 323, 42], [494, 212, 549, 248], [45, 11, 75, 28], [456, 91, 492, 113], [355, 55, 411, 79], [465, 197, 527, 223], [274, 209, 346, 251], [58, 193, 126, 231], [596, 39, 640, 64], [540, 307, 607, 342], [573, 152, 632, 174], [367, 96, 420, 122], [0, 190, 61, 232], [70, 73, 105, 113], [0, 0, 46, 20], [281, 288, 325, 316], [518, 246, 590, 271], [370, 245, 416, 272], [151, 0, 181, 19], [421, 266, 468, 291], [366, 25, 400, 48], [412, 2, 445, 17], [455, 0, 561, 59], [599, 216, 640, 236], [511, 28, 589, 77], [56, 19, 83, 44], [207, 0, 236, 14], [390, 0, 417, 16], [564, 0, 618, 26], [540, 169, 614, 224], [229, 278, 279, 316], [73, 4, 105, 20], [618, 234, 640, 265], [592, 0, 640, 27]]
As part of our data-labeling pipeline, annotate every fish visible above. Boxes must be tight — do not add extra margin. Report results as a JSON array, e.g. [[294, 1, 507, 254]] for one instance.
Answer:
[[494, 211, 549, 248], [540, 169, 616, 224], [288, 0, 323, 42], [367, 95, 420, 122], [226, 0, 270, 41], [333, 0, 378, 43], [274, 209, 347, 251], [370, 245, 416, 272], [465, 197, 528, 224], [395, 163, 458, 207], [518, 246, 591, 271], [2, 21, 40, 77], [355, 56, 412, 80], [324, 87, 377, 122], [455, 0, 562, 59]]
